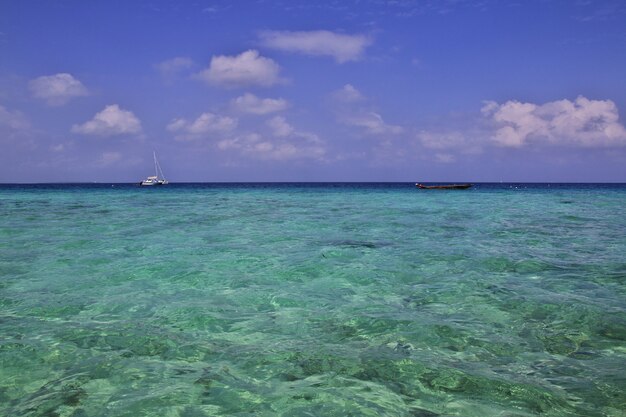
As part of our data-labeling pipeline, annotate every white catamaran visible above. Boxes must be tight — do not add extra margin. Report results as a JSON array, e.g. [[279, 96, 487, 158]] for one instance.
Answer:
[[140, 152, 168, 186]]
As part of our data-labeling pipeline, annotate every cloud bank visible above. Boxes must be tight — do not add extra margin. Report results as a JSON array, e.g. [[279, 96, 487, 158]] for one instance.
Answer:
[[29, 73, 88, 106], [232, 93, 288, 114], [259, 30, 371, 63], [414, 95, 626, 164], [167, 112, 237, 141], [196, 50, 282, 87], [332, 84, 365, 103], [332, 84, 403, 136], [0, 104, 30, 130], [483, 96, 626, 147], [266, 116, 295, 137], [217, 116, 325, 161], [345, 112, 404, 136], [72, 105, 142, 136]]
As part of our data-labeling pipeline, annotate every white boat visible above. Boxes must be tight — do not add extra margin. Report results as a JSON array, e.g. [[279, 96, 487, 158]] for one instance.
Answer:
[[140, 152, 168, 186]]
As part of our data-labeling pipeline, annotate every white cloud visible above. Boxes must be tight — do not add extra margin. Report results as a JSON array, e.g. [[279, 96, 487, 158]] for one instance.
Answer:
[[231, 93, 288, 114], [345, 112, 403, 135], [155, 57, 194, 76], [267, 116, 294, 137], [217, 117, 325, 161], [0, 104, 30, 130], [411, 95, 626, 164], [482, 96, 626, 147], [332, 84, 365, 103], [196, 50, 282, 87], [259, 30, 372, 63], [331, 85, 403, 137], [72, 104, 142, 136], [167, 112, 237, 141], [218, 132, 325, 161], [29, 73, 88, 106], [202, 4, 230, 14], [217, 133, 293, 158]]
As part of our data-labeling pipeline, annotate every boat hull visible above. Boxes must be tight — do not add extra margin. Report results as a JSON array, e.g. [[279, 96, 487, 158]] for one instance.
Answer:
[[140, 180, 167, 186], [140, 152, 168, 186]]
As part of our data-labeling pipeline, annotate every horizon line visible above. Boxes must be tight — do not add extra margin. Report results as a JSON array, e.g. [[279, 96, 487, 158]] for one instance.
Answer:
[[2, 181, 626, 185]]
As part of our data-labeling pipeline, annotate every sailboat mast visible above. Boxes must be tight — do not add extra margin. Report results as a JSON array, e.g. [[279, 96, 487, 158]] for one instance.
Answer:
[[157, 158, 166, 180], [153, 151, 166, 181]]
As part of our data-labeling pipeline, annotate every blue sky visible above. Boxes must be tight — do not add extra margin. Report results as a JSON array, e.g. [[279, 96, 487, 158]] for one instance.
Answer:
[[1, 0, 626, 182]]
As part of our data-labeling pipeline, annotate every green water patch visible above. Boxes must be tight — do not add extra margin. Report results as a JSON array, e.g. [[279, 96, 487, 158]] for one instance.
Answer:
[[27, 302, 88, 319], [2, 185, 626, 416], [310, 314, 417, 345], [0, 261, 30, 280], [154, 305, 241, 334], [354, 357, 576, 416], [55, 322, 189, 359], [478, 256, 570, 275], [326, 239, 390, 249], [6, 373, 90, 417], [597, 313, 626, 342]]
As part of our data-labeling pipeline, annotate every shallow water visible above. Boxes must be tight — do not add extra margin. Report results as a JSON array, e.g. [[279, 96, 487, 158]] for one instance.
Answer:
[[1, 183, 625, 416]]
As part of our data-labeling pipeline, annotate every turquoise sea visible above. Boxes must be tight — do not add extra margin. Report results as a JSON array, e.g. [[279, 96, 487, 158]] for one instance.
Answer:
[[1, 183, 625, 417]]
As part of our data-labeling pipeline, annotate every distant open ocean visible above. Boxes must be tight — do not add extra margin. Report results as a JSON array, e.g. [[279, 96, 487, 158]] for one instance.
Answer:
[[1, 183, 625, 416]]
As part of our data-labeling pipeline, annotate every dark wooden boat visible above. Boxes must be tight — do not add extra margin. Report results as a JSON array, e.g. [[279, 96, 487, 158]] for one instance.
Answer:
[[416, 183, 472, 189]]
